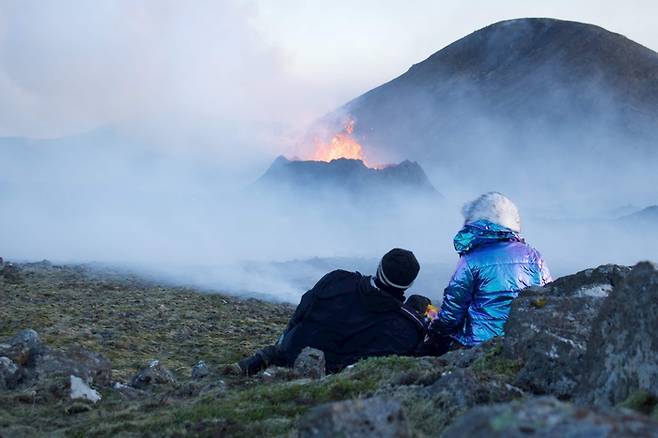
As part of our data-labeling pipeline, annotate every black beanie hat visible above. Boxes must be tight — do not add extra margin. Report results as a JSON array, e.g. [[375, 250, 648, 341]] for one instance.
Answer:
[[376, 248, 420, 291]]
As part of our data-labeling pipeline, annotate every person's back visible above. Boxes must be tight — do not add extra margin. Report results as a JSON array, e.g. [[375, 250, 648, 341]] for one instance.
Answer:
[[235, 248, 428, 375], [279, 269, 425, 371], [428, 193, 551, 352]]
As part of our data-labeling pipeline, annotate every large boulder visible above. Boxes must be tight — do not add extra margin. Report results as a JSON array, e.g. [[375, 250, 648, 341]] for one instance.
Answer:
[[503, 265, 630, 399], [32, 345, 112, 386], [298, 397, 411, 438], [442, 396, 658, 437], [577, 262, 658, 406]]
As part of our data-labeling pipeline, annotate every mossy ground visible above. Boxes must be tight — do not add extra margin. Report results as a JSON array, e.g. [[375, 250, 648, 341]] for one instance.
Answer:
[[0, 263, 449, 437]]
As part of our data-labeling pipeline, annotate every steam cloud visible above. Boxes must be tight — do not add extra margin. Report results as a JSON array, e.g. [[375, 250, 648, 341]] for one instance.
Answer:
[[0, 5, 656, 303]]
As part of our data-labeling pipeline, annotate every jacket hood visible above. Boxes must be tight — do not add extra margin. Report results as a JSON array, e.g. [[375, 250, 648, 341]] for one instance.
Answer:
[[462, 192, 521, 232], [454, 220, 524, 255]]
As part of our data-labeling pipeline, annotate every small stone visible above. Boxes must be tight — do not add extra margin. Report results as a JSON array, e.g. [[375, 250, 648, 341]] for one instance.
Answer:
[[9, 329, 41, 350], [298, 397, 411, 438], [0, 329, 41, 367], [131, 360, 177, 389], [69, 375, 101, 403], [0, 356, 21, 390], [293, 347, 326, 379], [191, 361, 209, 380]]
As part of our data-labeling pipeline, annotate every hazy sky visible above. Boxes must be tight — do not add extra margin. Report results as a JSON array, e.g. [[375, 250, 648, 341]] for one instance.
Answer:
[[0, 0, 656, 145], [252, 0, 658, 110]]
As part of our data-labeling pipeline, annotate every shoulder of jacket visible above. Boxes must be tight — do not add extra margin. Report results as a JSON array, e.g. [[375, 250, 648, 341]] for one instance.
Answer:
[[460, 254, 476, 276], [317, 269, 356, 282], [312, 270, 360, 298]]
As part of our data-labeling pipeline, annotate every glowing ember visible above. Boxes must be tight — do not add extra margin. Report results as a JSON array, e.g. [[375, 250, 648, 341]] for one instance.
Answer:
[[311, 119, 367, 164]]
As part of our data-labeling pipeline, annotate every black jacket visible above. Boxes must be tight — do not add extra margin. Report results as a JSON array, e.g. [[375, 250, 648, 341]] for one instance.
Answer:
[[278, 270, 427, 372]]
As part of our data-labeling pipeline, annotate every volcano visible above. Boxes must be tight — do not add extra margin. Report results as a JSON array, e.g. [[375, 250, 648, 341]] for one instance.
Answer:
[[312, 18, 658, 202], [255, 156, 440, 202]]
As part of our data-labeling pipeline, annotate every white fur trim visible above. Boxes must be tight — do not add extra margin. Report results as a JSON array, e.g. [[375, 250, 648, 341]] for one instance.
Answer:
[[462, 192, 521, 232]]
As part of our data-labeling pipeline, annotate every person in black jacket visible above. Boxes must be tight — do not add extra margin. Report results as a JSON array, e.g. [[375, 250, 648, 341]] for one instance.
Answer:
[[234, 248, 431, 375]]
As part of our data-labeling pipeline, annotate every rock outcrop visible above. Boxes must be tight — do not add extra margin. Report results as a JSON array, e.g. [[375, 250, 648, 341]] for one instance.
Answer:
[[0, 328, 111, 405], [503, 264, 630, 398], [298, 397, 411, 438], [442, 396, 658, 437], [577, 262, 658, 406]]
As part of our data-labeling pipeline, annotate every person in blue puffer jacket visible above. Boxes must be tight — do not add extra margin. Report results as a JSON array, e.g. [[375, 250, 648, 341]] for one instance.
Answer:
[[425, 192, 551, 355]]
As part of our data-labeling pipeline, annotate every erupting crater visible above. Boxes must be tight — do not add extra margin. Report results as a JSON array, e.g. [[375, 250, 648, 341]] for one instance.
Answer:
[[310, 119, 368, 165], [253, 116, 441, 203]]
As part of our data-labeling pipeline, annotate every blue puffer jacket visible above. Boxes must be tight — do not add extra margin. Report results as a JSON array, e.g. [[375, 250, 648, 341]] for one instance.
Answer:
[[431, 220, 551, 346]]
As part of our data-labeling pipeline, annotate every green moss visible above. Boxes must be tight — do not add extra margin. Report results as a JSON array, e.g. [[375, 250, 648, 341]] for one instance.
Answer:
[[530, 297, 548, 309], [470, 343, 521, 379], [617, 390, 658, 416]]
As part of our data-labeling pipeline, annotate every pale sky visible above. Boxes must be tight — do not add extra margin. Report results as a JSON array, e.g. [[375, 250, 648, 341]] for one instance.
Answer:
[[0, 0, 656, 144]]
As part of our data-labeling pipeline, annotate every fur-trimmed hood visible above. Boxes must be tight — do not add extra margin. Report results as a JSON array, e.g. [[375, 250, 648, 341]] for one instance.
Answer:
[[461, 192, 521, 232]]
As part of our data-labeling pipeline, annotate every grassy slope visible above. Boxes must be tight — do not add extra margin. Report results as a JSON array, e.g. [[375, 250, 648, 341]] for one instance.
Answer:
[[0, 264, 456, 437]]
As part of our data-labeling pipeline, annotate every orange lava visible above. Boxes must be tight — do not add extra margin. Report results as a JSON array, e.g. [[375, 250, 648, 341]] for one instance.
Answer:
[[311, 119, 367, 164]]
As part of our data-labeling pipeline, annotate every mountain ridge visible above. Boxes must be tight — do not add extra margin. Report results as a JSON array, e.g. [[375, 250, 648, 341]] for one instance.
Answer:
[[312, 18, 658, 202]]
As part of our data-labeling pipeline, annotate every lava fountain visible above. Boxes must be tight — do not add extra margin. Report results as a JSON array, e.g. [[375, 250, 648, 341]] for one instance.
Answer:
[[311, 119, 368, 165]]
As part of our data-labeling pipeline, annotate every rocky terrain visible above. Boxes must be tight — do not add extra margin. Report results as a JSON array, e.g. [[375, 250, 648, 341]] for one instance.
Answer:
[[1, 258, 658, 437]]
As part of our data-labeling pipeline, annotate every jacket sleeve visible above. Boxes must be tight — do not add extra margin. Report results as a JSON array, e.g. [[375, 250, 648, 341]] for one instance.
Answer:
[[430, 256, 475, 336]]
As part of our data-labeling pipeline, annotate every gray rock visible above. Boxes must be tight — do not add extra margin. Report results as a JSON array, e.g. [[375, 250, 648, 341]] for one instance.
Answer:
[[0, 329, 41, 367], [440, 339, 499, 369], [503, 264, 630, 399], [33, 345, 112, 386], [191, 361, 209, 380], [298, 396, 411, 438], [418, 367, 524, 432], [9, 329, 41, 350], [131, 360, 177, 389], [0, 356, 21, 390], [293, 347, 326, 379], [578, 262, 658, 406], [441, 396, 658, 437]]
